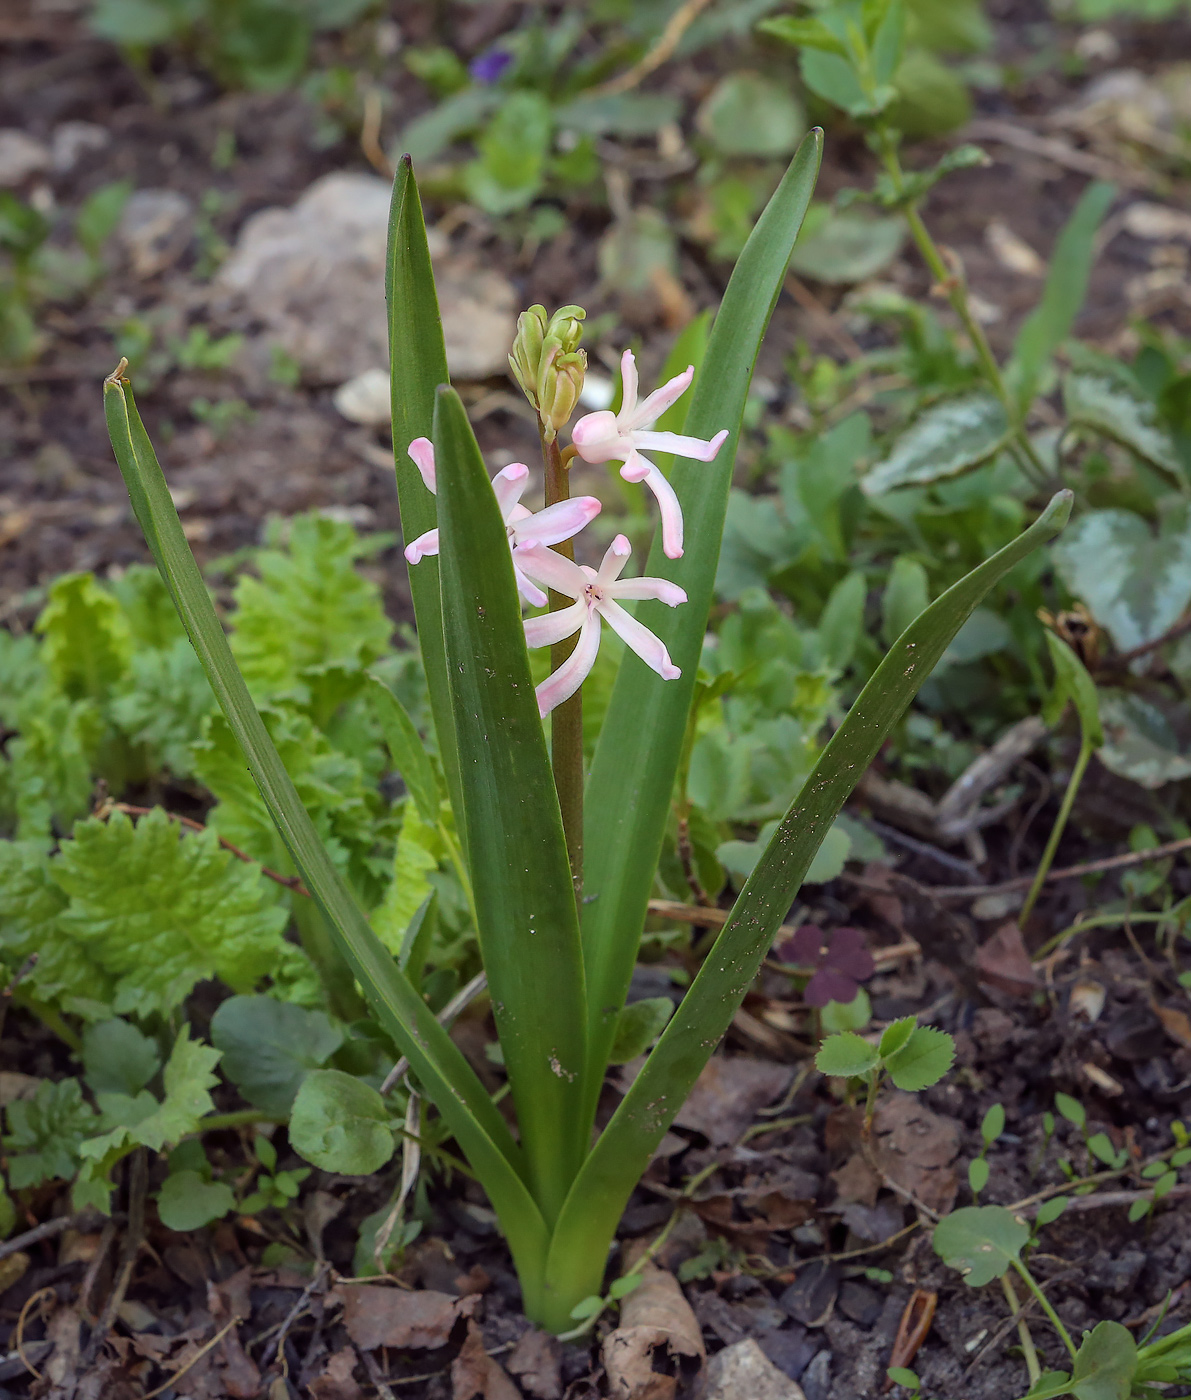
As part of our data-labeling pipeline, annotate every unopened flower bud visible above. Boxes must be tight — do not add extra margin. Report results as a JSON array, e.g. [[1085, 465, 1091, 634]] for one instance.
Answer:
[[543, 304, 585, 357], [508, 304, 548, 406], [537, 347, 586, 441]]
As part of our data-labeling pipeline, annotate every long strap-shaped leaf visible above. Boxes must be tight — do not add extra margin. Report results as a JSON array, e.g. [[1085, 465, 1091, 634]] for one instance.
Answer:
[[387, 157, 464, 833], [434, 386, 588, 1226], [103, 370, 552, 1305], [579, 131, 823, 1109], [546, 490, 1072, 1301]]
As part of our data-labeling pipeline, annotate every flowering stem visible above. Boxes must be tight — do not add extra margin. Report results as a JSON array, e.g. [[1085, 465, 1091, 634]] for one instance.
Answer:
[[542, 431, 584, 892]]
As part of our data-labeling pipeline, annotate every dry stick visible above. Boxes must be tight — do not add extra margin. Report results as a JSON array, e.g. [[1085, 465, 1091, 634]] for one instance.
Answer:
[[1100, 613, 1191, 670], [140, 1319, 238, 1400], [380, 970, 488, 1094], [266, 1260, 330, 1368], [360, 86, 394, 180], [84, 1148, 147, 1365], [0, 1212, 81, 1262], [587, 0, 716, 98], [15, 1287, 54, 1381], [78, 1219, 119, 1321]]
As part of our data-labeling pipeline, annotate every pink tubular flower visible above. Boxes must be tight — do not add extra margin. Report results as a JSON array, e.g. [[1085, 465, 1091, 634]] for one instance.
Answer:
[[569, 349, 729, 560], [518, 534, 686, 717], [402, 438, 601, 607]]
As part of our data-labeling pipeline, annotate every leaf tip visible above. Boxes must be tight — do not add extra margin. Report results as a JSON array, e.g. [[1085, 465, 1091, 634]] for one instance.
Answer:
[[104, 357, 129, 391], [1045, 488, 1074, 532]]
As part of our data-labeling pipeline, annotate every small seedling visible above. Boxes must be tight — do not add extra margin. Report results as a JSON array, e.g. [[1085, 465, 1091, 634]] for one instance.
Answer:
[[239, 1134, 310, 1216], [969, 1101, 1005, 1200], [816, 1016, 956, 1134]]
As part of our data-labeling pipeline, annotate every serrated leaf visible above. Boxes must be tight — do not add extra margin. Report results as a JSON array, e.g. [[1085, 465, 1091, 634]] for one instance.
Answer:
[[109, 562, 187, 650], [879, 1016, 917, 1059], [210, 994, 344, 1116], [885, 1025, 955, 1090], [3, 1078, 96, 1188], [110, 637, 216, 778], [289, 1069, 394, 1175], [1052, 507, 1191, 654], [816, 1031, 880, 1078], [82, 1018, 161, 1097], [157, 1170, 235, 1231], [1, 693, 103, 844], [932, 1204, 1029, 1285], [34, 572, 132, 701], [1063, 372, 1183, 486], [371, 800, 440, 956], [368, 674, 439, 824], [862, 393, 1010, 495], [1070, 1321, 1137, 1400], [52, 808, 290, 1019], [609, 997, 675, 1065]]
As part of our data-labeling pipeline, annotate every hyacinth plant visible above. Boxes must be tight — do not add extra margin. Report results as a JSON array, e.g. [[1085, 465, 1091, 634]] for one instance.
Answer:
[[103, 133, 1075, 1333]]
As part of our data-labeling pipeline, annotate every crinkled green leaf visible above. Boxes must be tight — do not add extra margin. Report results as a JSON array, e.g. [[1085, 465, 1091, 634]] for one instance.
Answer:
[[1064, 372, 1183, 487], [862, 393, 1009, 495], [932, 1204, 1029, 1285], [52, 808, 290, 1019], [3, 1078, 97, 1188], [0, 629, 46, 728], [289, 1068, 394, 1174], [371, 800, 439, 956], [82, 1018, 161, 1097], [157, 1170, 235, 1231], [34, 571, 131, 701], [110, 637, 217, 777], [109, 562, 188, 650], [0, 693, 103, 844], [210, 994, 344, 1116], [816, 1031, 880, 1078], [885, 1025, 955, 1090]]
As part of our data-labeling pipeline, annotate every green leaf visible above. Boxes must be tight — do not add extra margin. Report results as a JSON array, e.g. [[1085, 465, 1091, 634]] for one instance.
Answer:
[[609, 997, 675, 1065], [882, 557, 930, 645], [1045, 633, 1103, 748], [4, 1079, 96, 1188], [932, 1204, 1029, 1285], [887, 1367, 921, 1391], [758, 14, 849, 56], [981, 1103, 1006, 1145], [395, 87, 500, 165], [372, 802, 439, 956], [0, 692, 102, 843], [52, 809, 290, 1019], [111, 637, 217, 777], [210, 995, 344, 1116], [1096, 691, 1191, 789], [1055, 1092, 1086, 1129], [1087, 1132, 1119, 1167], [879, 1017, 917, 1059], [695, 73, 806, 158], [579, 134, 823, 1118], [1063, 373, 1183, 488], [434, 384, 588, 1225], [368, 674, 439, 824], [816, 572, 867, 670], [968, 1157, 990, 1195], [608, 1272, 644, 1300], [1025, 1372, 1075, 1400], [862, 393, 1010, 495], [34, 571, 132, 701], [464, 91, 553, 215], [1052, 507, 1191, 655], [569, 1295, 604, 1321], [815, 1031, 880, 1078], [82, 1019, 161, 1097], [1035, 1195, 1069, 1226], [1007, 181, 1116, 416], [885, 1025, 955, 1090], [821, 987, 871, 1032], [1070, 1321, 1137, 1400], [157, 1170, 235, 1231], [289, 1069, 394, 1175], [1127, 1198, 1151, 1223], [789, 210, 905, 285], [554, 93, 682, 138]]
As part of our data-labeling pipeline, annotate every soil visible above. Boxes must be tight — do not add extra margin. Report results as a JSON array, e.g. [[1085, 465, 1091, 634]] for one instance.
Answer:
[[2, 1, 1191, 1397]]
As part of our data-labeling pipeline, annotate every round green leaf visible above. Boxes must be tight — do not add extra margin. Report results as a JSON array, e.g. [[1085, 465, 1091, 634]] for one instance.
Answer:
[[790, 209, 905, 286], [821, 987, 871, 1032], [82, 1017, 161, 1097], [289, 1070, 394, 1175], [210, 995, 343, 1117], [609, 997, 675, 1064], [884, 1025, 955, 1091], [815, 1031, 879, 1079], [1070, 1320, 1137, 1400], [932, 1205, 1029, 1286], [696, 73, 806, 158], [157, 1170, 235, 1231]]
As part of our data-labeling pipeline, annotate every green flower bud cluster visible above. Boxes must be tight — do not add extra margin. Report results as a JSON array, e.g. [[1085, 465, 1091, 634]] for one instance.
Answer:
[[509, 304, 587, 441]]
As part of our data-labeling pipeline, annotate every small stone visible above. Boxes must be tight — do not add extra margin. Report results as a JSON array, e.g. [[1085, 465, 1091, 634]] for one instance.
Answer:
[[118, 189, 193, 277], [778, 1261, 839, 1327], [333, 367, 390, 425], [758, 1326, 818, 1381], [837, 1281, 883, 1328], [705, 1339, 807, 1400], [1086, 1249, 1146, 1294], [50, 121, 110, 173], [0, 129, 51, 186], [800, 1348, 832, 1400]]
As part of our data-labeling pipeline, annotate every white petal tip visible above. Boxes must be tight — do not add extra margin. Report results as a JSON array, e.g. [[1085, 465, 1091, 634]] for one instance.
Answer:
[[611, 534, 632, 556], [661, 664, 681, 680], [664, 545, 684, 560]]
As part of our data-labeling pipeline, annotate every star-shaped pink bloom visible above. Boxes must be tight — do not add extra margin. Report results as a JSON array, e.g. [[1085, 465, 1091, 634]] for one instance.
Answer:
[[570, 349, 729, 560], [402, 437, 601, 608], [517, 534, 686, 717]]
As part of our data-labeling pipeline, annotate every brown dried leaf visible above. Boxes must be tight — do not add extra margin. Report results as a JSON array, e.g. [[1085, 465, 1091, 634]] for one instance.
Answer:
[[338, 1285, 476, 1351], [452, 1320, 522, 1400], [671, 1057, 793, 1146], [309, 1347, 365, 1400], [975, 922, 1036, 998], [831, 1154, 881, 1207], [873, 1093, 960, 1215], [507, 1328, 563, 1400], [1155, 1002, 1191, 1051], [602, 1262, 704, 1400]]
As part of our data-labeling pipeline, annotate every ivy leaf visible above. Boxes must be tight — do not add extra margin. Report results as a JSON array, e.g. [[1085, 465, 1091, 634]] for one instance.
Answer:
[[3, 1078, 97, 1188], [884, 1025, 955, 1091], [210, 995, 344, 1116], [932, 1205, 1029, 1286], [1070, 1321, 1137, 1400], [34, 572, 132, 701], [52, 808, 290, 1019], [288, 1069, 394, 1175], [157, 1170, 235, 1231], [815, 1031, 880, 1078]]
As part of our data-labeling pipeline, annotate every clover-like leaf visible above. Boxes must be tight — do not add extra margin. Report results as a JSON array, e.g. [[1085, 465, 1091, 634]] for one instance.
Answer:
[[878, 1016, 917, 1060], [815, 1031, 879, 1079], [884, 1025, 955, 1091], [932, 1205, 1029, 1286], [1070, 1321, 1137, 1400]]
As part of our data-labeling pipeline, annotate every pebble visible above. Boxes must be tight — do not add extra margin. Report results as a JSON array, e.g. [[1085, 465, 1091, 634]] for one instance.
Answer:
[[333, 367, 390, 426], [0, 129, 51, 186], [50, 121, 110, 174], [837, 1281, 883, 1328], [705, 1339, 807, 1400], [779, 1261, 839, 1327], [800, 1348, 832, 1400], [758, 1326, 819, 1381], [118, 189, 194, 277]]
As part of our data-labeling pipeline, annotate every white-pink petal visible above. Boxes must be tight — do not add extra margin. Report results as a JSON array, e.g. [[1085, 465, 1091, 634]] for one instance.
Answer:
[[596, 534, 633, 585], [408, 437, 436, 493], [513, 564, 548, 609], [633, 428, 729, 462], [606, 577, 687, 607], [492, 462, 530, 519], [404, 527, 439, 564], [625, 365, 694, 430], [514, 543, 589, 599], [620, 454, 685, 559], [523, 598, 588, 649], [570, 409, 621, 464], [535, 614, 602, 717], [512, 496, 601, 548], [596, 598, 681, 680], [619, 348, 638, 418]]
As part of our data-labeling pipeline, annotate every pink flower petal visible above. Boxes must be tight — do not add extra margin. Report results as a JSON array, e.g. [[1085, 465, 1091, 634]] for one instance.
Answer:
[[514, 543, 588, 599], [407, 437, 436, 493], [523, 598, 588, 649], [535, 614, 602, 716], [606, 576, 687, 607], [621, 454, 684, 559], [571, 410, 621, 464], [596, 598, 680, 680], [492, 462, 529, 520], [513, 562, 548, 609], [404, 527, 439, 564], [596, 534, 632, 586], [619, 348, 638, 419], [512, 496, 601, 548], [624, 364, 693, 430], [633, 427, 729, 463]]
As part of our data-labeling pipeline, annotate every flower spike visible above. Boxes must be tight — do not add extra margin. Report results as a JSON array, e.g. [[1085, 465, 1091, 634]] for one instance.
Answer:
[[402, 438, 601, 607], [569, 349, 729, 559], [518, 535, 686, 717]]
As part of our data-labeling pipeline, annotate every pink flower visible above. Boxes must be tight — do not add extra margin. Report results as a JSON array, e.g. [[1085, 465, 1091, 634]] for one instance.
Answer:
[[402, 438, 601, 607], [570, 349, 729, 560], [518, 535, 686, 716]]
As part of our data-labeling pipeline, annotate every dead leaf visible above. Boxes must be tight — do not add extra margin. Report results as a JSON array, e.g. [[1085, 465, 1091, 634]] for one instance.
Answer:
[[831, 1154, 881, 1207], [975, 922, 1036, 998], [452, 1321, 522, 1400], [0, 1250, 27, 1299], [338, 1285, 476, 1350], [985, 220, 1045, 276], [602, 1262, 704, 1400], [873, 1093, 960, 1215], [507, 1328, 563, 1400], [309, 1347, 365, 1400], [671, 1057, 793, 1146], [208, 1272, 260, 1399], [1154, 1002, 1191, 1050]]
